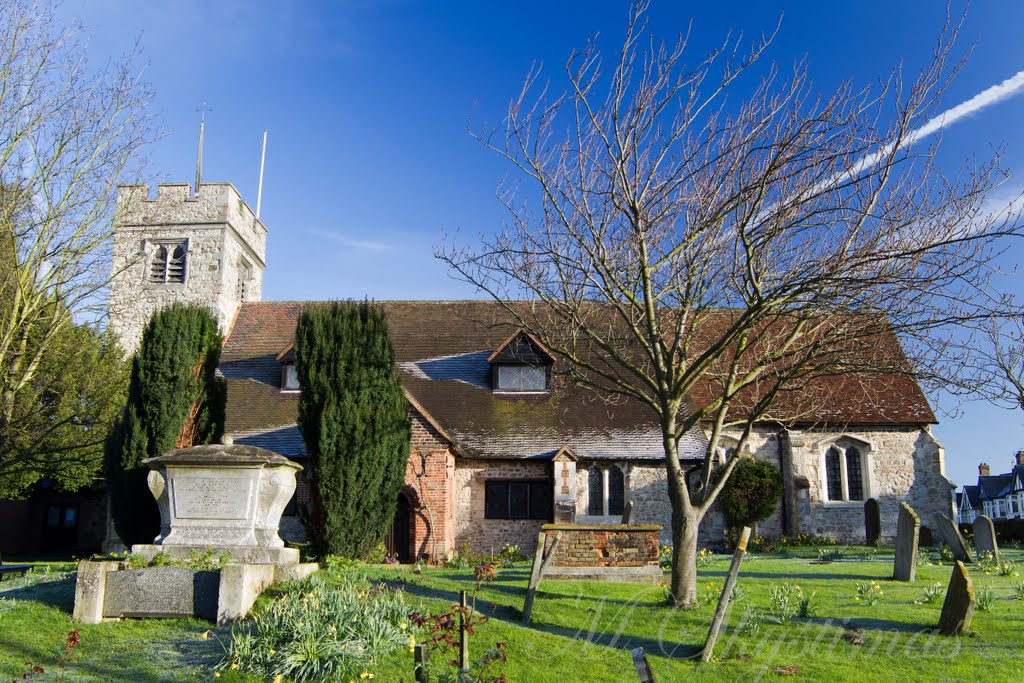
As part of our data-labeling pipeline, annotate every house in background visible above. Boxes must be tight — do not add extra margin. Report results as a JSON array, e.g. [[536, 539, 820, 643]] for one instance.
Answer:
[[93, 181, 957, 561], [957, 454, 1024, 523]]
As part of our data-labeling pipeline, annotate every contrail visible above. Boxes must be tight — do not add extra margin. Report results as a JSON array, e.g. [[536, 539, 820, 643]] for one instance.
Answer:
[[844, 67, 1024, 180]]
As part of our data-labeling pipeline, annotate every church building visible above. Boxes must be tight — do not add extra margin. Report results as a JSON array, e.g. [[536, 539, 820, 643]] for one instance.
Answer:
[[105, 181, 957, 561]]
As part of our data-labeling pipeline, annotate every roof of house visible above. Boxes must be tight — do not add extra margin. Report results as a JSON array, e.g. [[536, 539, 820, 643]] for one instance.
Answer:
[[961, 484, 981, 509], [219, 301, 936, 461]]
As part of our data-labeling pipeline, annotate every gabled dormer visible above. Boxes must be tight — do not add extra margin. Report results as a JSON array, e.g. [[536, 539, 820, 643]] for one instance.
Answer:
[[276, 343, 299, 392], [488, 329, 553, 394]]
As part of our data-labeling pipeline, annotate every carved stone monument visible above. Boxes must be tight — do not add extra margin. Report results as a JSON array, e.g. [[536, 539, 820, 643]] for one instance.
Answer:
[[972, 515, 1000, 563], [935, 513, 973, 563], [892, 502, 920, 582], [864, 498, 880, 547], [75, 440, 316, 626], [937, 561, 975, 636], [132, 441, 302, 564]]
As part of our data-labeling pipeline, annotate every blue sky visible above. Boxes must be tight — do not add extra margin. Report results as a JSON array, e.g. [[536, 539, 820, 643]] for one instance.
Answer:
[[63, 0, 1023, 486]]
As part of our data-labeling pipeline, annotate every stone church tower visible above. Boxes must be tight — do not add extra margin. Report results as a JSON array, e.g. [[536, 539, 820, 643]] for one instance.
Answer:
[[107, 182, 266, 353]]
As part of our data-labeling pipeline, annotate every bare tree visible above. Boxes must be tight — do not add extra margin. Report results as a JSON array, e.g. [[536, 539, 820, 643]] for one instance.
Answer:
[[439, 2, 1022, 606], [0, 1, 156, 490], [971, 318, 1024, 414]]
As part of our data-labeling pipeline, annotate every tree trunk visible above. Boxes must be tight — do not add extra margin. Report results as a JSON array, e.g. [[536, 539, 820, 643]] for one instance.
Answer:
[[669, 505, 700, 608]]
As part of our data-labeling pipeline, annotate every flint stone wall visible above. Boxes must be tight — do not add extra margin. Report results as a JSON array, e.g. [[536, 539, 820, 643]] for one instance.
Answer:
[[109, 183, 266, 353]]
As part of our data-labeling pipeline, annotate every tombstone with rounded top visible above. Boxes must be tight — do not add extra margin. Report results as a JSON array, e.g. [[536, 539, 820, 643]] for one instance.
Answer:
[[972, 515, 1000, 563]]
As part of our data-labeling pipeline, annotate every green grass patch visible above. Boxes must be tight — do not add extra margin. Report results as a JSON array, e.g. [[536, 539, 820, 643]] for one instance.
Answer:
[[2, 550, 1023, 681]]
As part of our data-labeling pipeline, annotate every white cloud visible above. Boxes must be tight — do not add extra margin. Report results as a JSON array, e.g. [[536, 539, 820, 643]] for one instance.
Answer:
[[305, 228, 393, 251]]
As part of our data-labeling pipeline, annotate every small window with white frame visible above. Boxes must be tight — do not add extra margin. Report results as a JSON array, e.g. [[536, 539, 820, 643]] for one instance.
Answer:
[[823, 441, 869, 503], [281, 363, 300, 392], [148, 239, 188, 284]]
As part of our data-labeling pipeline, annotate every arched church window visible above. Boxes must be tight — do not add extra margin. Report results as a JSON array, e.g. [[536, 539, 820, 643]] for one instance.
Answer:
[[825, 447, 843, 501], [608, 465, 625, 516], [825, 443, 868, 502], [587, 467, 603, 516]]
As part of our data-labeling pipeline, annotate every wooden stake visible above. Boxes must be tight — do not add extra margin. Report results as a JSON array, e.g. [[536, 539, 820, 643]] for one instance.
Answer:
[[522, 531, 562, 624], [414, 643, 428, 683], [459, 589, 469, 672], [701, 526, 751, 662]]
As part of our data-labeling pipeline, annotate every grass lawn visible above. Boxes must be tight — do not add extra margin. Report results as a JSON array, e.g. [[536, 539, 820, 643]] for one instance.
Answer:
[[2, 549, 1023, 681]]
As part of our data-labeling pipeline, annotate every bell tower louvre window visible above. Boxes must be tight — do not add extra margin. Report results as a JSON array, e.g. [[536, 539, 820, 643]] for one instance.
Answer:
[[148, 240, 187, 284]]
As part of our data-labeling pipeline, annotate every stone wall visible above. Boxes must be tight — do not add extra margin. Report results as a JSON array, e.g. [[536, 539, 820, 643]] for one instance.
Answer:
[[108, 183, 266, 353], [566, 425, 950, 548], [542, 524, 659, 567], [454, 459, 549, 555]]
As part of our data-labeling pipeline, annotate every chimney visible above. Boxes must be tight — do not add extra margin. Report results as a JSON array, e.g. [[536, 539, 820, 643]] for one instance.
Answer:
[[1016, 450, 1024, 467], [979, 463, 990, 477]]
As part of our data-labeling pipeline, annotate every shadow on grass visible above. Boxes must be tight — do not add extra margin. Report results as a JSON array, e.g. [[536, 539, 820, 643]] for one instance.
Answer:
[[0, 572, 76, 612], [388, 575, 705, 663], [701, 570, 884, 582]]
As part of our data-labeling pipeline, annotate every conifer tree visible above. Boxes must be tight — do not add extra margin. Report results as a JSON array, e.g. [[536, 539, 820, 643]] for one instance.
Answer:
[[106, 303, 224, 546], [294, 300, 410, 558]]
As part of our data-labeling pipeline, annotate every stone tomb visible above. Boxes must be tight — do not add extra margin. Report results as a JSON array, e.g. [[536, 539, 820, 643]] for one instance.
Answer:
[[75, 441, 316, 626], [892, 502, 920, 582], [972, 515, 1000, 563], [132, 442, 301, 564], [539, 523, 663, 583]]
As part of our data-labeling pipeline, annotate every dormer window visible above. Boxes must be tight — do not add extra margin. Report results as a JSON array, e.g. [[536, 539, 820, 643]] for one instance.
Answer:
[[488, 329, 553, 394], [277, 343, 299, 392]]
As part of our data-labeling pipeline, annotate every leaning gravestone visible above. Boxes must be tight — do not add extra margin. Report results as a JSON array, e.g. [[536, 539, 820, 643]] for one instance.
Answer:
[[937, 561, 975, 636], [864, 498, 881, 546], [972, 515, 1000, 563], [892, 502, 920, 582], [935, 513, 973, 563]]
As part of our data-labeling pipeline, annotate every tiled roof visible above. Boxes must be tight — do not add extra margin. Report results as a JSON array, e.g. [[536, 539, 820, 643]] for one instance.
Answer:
[[978, 474, 1014, 501], [220, 301, 936, 461], [961, 485, 980, 508]]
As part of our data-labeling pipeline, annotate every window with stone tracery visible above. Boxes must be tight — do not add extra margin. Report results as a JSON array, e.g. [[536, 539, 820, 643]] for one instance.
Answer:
[[148, 240, 187, 284], [824, 442, 868, 502]]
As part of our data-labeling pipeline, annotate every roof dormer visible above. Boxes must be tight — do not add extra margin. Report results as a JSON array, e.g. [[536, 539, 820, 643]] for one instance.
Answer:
[[276, 342, 299, 392], [488, 329, 553, 394]]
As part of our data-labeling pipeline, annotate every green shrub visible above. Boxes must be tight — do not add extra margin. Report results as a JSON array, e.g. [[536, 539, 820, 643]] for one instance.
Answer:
[[220, 571, 410, 681], [817, 547, 847, 562], [294, 301, 410, 559], [106, 304, 224, 546], [714, 457, 783, 533]]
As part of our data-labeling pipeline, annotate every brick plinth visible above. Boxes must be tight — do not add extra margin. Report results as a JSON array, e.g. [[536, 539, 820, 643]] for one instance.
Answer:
[[542, 524, 660, 567]]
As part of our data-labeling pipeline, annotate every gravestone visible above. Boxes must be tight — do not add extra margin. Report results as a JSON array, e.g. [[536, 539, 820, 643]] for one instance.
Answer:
[[937, 561, 975, 636], [935, 513, 973, 563], [103, 567, 219, 620], [892, 502, 920, 582], [972, 515, 1000, 563], [919, 525, 933, 547], [864, 498, 881, 546]]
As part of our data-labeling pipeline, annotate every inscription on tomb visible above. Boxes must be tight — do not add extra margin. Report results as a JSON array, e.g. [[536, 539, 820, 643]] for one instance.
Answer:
[[173, 476, 250, 520]]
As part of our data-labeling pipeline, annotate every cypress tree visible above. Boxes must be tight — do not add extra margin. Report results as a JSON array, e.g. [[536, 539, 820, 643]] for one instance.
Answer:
[[294, 300, 410, 559], [106, 303, 225, 546]]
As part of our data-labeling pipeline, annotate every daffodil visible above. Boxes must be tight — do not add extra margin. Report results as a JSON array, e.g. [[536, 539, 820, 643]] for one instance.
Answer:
[[230, 662, 238, 670], [200, 630, 210, 640]]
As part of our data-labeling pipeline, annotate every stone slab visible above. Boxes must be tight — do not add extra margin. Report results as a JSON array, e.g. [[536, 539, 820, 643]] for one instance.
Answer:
[[864, 498, 881, 547], [217, 564, 275, 626], [103, 566, 219, 621], [937, 560, 975, 636], [935, 513, 973, 563], [892, 502, 920, 582], [542, 565, 664, 584], [73, 561, 119, 624], [972, 515, 999, 563], [130, 544, 299, 565]]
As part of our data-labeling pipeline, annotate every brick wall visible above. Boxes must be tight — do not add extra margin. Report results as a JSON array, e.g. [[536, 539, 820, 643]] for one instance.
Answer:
[[405, 407, 456, 561], [542, 524, 660, 567]]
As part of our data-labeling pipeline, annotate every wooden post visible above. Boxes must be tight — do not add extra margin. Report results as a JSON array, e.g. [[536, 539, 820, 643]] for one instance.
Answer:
[[700, 526, 751, 663], [522, 531, 562, 624], [621, 500, 634, 525], [459, 589, 469, 672], [414, 643, 428, 683], [630, 647, 657, 682]]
